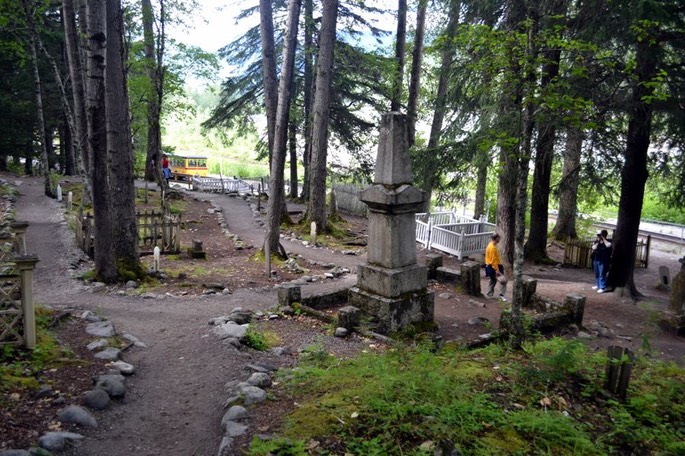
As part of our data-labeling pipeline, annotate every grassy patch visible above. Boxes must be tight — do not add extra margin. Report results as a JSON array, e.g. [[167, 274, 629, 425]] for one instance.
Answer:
[[252, 338, 685, 455], [242, 327, 280, 351]]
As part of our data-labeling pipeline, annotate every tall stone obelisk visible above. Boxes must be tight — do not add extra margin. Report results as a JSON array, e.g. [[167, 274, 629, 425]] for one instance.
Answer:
[[349, 113, 434, 334]]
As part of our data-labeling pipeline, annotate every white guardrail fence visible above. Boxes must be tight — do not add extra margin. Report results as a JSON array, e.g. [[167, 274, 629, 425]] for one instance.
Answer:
[[415, 212, 496, 259]]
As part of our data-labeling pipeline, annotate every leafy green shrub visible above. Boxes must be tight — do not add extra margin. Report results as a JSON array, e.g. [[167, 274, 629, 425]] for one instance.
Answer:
[[242, 327, 279, 351]]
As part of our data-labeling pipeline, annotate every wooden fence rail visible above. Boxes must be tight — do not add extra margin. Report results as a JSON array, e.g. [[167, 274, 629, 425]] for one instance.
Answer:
[[76, 208, 181, 258], [0, 221, 39, 349], [564, 236, 651, 269]]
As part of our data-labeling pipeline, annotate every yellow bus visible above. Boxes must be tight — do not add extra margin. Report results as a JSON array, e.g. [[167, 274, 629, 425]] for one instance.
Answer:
[[169, 154, 209, 180]]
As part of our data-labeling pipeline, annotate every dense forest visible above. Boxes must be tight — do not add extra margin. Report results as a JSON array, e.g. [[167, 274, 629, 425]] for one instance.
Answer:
[[0, 0, 683, 302]]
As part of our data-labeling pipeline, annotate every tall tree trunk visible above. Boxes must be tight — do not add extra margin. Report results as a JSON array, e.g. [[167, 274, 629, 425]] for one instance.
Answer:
[[265, 0, 301, 255], [289, 119, 298, 198], [301, 0, 314, 201], [552, 127, 582, 240], [106, 0, 141, 278], [307, 0, 338, 231], [525, 47, 561, 262], [511, 10, 537, 350], [63, 0, 91, 191], [142, 0, 162, 185], [23, 0, 53, 197], [406, 0, 427, 147], [45, 128, 55, 170], [390, 0, 407, 111], [62, 117, 75, 175], [607, 38, 658, 298], [259, 0, 279, 158], [473, 156, 487, 219], [422, 0, 460, 204], [86, 0, 116, 281]]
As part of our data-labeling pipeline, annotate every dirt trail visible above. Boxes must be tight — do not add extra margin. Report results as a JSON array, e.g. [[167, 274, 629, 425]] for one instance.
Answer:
[[13, 177, 352, 455]]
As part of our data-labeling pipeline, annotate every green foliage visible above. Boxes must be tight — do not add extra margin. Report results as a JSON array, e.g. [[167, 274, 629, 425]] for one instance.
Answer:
[[256, 338, 685, 455], [242, 327, 279, 352], [247, 436, 307, 456]]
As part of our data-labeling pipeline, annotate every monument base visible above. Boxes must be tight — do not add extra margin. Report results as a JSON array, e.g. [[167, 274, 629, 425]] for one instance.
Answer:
[[348, 287, 434, 334], [659, 311, 685, 337]]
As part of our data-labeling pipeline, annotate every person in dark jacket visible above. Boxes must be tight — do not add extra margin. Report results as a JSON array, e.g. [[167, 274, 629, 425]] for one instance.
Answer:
[[592, 229, 612, 293]]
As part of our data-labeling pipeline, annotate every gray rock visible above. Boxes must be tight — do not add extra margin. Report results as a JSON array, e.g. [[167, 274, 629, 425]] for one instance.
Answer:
[[213, 322, 248, 340], [52, 396, 66, 406], [223, 420, 248, 437], [223, 337, 242, 349], [246, 372, 271, 388], [36, 385, 53, 399], [240, 385, 267, 405], [467, 316, 490, 327], [94, 347, 121, 360], [577, 331, 594, 339], [91, 282, 106, 293], [439, 292, 453, 299], [37, 432, 84, 451], [57, 405, 97, 428], [217, 437, 234, 456], [334, 327, 349, 338], [84, 389, 110, 410], [95, 373, 125, 383], [246, 363, 277, 373], [222, 406, 249, 423], [110, 361, 135, 375], [209, 316, 230, 326], [269, 347, 286, 356], [86, 339, 109, 351], [227, 310, 253, 325], [95, 378, 126, 398], [0, 450, 32, 456], [125, 280, 138, 289], [85, 321, 115, 337]]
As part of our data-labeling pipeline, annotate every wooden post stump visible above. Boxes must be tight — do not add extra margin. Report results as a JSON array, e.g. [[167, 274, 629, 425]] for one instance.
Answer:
[[424, 253, 443, 280], [521, 276, 537, 308], [604, 346, 635, 401], [15, 255, 40, 349], [460, 261, 481, 297], [190, 239, 206, 259]]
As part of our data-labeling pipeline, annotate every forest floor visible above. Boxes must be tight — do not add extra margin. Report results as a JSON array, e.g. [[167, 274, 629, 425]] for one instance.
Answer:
[[1, 174, 683, 455]]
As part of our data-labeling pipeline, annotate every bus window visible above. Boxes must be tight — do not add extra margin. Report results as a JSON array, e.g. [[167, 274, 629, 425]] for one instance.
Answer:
[[189, 159, 197, 167], [198, 159, 207, 168]]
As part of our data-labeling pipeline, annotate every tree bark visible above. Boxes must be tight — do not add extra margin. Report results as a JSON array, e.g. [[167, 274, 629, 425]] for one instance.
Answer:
[[265, 0, 301, 255], [106, 0, 141, 278], [307, 0, 338, 232], [422, 0, 460, 204], [86, 0, 116, 281], [473, 157, 487, 220], [259, 0, 279, 158], [607, 38, 658, 298], [23, 0, 53, 197], [301, 0, 314, 201], [552, 127, 582, 241], [61, 117, 75, 175], [525, 47, 561, 262], [289, 119, 298, 198], [406, 0, 427, 147], [390, 0, 407, 111], [142, 0, 163, 185]]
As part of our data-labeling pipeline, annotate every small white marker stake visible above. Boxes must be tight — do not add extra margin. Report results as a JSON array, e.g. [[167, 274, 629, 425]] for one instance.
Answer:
[[310, 222, 317, 246], [67, 191, 73, 210], [153, 246, 161, 272], [56, 184, 63, 202]]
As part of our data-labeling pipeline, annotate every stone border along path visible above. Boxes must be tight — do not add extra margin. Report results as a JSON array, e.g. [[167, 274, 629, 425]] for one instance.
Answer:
[[11, 176, 361, 455]]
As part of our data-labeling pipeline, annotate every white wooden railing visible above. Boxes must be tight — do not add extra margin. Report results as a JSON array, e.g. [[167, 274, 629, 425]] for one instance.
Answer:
[[415, 212, 496, 259]]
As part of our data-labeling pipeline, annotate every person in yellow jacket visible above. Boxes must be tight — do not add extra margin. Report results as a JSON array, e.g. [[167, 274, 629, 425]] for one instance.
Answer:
[[485, 233, 507, 301]]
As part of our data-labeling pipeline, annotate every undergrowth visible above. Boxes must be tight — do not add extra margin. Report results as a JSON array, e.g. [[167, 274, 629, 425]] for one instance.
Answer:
[[248, 338, 685, 455], [243, 327, 280, 351]]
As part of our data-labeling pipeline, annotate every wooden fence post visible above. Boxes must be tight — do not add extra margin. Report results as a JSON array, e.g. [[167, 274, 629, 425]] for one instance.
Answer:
[[10, 221, 29, 255], [604, 345, 635, 401], [15, 255, 40, 349]]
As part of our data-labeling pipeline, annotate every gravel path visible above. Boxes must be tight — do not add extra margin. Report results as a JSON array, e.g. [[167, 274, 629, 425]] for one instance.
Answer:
[[14, 177, 354, 455]]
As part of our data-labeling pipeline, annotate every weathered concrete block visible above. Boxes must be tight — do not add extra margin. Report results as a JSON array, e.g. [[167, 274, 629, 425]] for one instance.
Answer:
[[349, 287, 434, 334], [521, 275, 538, 308], [372, 113, 413, 186], [356, 263, 427, 299], [563, 294, 586, 326], [460, 261, 481, 297], [424, 254, 443, 280], [365, 211, 419, 269], [337, 306, 361, 330], [278, 284, 301, 307], [436, 267, 460, 284]]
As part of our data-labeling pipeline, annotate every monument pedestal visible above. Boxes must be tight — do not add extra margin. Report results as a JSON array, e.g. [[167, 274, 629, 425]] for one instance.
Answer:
[[347, 112, 435, 334], [349, 287, 434, 334]]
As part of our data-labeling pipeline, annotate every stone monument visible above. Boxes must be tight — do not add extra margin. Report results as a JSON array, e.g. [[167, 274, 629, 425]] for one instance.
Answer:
[[348, 113, 434, 334], [662, 257, 685, 335]]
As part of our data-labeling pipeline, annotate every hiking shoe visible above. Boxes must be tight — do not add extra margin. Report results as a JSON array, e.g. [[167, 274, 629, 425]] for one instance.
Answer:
[[499, 294, 508, 302], [591, 286, 598, 290], [597, 289, 605, 294]]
